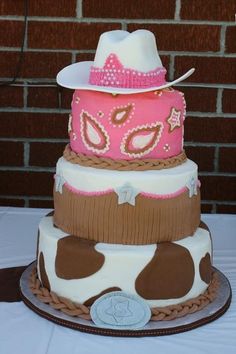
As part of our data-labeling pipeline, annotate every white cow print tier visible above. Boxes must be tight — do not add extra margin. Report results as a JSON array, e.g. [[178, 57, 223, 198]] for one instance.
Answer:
[[37, 215, 212, 308]]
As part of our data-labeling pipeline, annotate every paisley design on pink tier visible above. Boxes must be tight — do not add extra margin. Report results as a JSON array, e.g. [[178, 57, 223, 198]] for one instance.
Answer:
[[166, 108, 182, 132], [70, 89, 185, 160], [109, 103, 135, 126], [80, 110, 110, 154], [121, 122, 164, 158]]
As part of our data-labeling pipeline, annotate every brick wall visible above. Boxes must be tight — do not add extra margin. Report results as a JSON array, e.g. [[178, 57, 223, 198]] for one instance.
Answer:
[[0, 0, 235, 213]]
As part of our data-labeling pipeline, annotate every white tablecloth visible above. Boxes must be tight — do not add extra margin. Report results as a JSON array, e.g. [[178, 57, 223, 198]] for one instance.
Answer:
[[0, 207, 236, 354]]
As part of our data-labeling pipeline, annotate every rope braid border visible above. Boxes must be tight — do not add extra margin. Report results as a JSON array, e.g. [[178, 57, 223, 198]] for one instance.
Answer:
[[63, 145, 187, 171], [29, 268, 219, 322]]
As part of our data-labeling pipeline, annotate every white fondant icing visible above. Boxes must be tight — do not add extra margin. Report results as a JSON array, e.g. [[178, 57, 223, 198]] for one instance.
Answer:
[[132, 131, 156, 149], [56, 157, 198, 195], [38, 217, 212, 308], [87, 120, 102, 145]]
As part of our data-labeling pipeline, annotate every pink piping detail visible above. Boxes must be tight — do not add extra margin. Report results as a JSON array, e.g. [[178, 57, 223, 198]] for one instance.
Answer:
[[89, 54, 167, 89], [65, 182, 113, 196], [141, 187, 187, 200], [63, 182, 200, 200]]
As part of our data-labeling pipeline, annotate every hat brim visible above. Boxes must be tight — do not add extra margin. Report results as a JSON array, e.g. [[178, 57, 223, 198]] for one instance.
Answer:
[[57, 61, 195, 94]]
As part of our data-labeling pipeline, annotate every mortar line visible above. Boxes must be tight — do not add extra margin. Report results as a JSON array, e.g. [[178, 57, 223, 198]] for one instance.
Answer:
[[175, 0, 181, 20], [1, 15, 236, 25], [216, 88, 223, 114], [76, 0, 83, 18]]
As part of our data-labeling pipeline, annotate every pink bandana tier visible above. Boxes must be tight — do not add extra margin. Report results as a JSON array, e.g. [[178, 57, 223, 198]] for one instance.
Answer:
[[69, 88, 186, 160], [89, 54, 167, 89]]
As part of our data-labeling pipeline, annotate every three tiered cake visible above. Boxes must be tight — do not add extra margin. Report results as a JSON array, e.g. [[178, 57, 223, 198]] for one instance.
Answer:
[[32, 30, 219, 329]]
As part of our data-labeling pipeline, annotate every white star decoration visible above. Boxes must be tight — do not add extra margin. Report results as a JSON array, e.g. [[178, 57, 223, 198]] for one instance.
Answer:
[[55, 174, 66, 194], [167, 108, 181, 132], [105, 299, 132, 323], [114, 183, 140, 206], [186, 176, 198, 198]]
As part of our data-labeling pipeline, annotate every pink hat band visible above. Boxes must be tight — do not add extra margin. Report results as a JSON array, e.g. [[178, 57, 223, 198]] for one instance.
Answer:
[[89, 53, 167, 89]]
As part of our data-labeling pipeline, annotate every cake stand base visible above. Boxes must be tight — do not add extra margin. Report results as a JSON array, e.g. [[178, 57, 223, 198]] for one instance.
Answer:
[[20, 262, 231, 337]]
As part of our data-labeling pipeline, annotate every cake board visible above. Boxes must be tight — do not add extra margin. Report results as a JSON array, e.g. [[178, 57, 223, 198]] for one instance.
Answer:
[[20, 262, 231, 337]]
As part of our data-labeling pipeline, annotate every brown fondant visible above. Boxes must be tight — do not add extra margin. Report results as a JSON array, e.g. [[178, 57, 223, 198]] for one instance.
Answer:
[[46, 210, 54, 217], [82, 111, 108, 150], [199, 253, 212, 284], [111, 104, 133, 125], [199, 221, 210, 232], [84, 287, 122, 306], [39, 252, 51, 290], [63, 143, 187, 171], [55, 236, 105, 280], [124, 124, 162, 155], [54, 185, 200, 244], [135, 243, 195, 299]]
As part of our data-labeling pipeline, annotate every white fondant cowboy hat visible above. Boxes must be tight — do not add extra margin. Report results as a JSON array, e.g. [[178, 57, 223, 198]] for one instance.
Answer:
[[57, 29, 194, 94]]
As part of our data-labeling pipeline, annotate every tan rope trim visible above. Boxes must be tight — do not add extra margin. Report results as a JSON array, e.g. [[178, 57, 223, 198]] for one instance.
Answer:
[[29, 268, 219, 322], [63, 145, 187, 171]]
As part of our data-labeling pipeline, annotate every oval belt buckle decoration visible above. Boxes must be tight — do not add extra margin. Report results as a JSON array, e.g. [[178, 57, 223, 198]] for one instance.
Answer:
[[90, 291, 151, 330]]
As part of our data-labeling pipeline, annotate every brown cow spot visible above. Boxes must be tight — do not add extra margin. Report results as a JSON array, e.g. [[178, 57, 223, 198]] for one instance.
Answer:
[[55, 236, 105, 280], [199, 252, 212, 284], [135, 243, 194, 299], [84, 287, 122, 306], [39, 252, 51, 290]]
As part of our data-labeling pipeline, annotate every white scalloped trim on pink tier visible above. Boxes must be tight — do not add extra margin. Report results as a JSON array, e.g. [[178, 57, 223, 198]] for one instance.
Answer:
[[80, 109, 110, 154], [120, 122, 164, 158]]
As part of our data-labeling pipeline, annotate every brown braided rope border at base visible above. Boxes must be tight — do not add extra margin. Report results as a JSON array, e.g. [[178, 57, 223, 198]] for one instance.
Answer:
[[29, 268, 219, 322], [63, 144, 187, 171]]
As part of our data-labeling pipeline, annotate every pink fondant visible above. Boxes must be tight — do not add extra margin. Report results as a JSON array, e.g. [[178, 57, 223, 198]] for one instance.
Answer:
[[63, 182, 200, 200], [65, 183, 113, 196], [89, 54, 166, 89], [70, 88, 186, 160]]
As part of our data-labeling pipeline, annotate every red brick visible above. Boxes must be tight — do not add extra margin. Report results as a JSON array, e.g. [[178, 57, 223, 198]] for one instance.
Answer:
[[200, 203, 213, 213], [216, 204, 236, 214], [0, 51, 71, 79], [185, 117, 236, 143], [218, 147, 236, 173], [0, 112, 68, 139], [200, 175, 236, 201], [0, 141, 24, 166], [28, 199, 54, 208], [0, 86, 24, 107], [0, 198, 25, 207], [176, 87, 217, 112], [75, 53, 95, 62], [181, 0, 236, 21], [0, 20, 24, 47], [83, 0, 175, 19], [0, 0, 77, 16], [184, 146, 215, 172], [61, 88, 73, 109], [28, 22, 121, 50], [128, 24, 220, 52], [225, 27, 236, 53], [0, 1, 24, 15], [222, 89, 236, 113], [27, 86, 73, 109], [29, 142, 65, 167], [28, 87, 59, 108], [175, 56, 236, 84], [0, 171, 54, 196]]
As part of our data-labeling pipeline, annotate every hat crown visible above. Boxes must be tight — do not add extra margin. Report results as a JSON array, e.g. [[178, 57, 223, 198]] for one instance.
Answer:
[[93, 30, 163, 72]]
